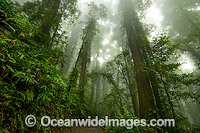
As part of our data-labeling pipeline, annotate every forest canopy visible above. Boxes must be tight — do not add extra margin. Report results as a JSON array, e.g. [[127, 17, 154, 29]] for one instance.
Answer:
[[0, 0, 200, 132]]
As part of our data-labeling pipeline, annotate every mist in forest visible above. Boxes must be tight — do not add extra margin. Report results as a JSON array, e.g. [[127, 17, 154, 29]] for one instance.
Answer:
[[1, 0, 200, 132]]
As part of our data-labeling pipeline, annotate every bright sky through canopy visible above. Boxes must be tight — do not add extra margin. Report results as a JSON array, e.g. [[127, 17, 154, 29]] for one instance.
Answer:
[[97, 57, 104, 64], [146, 6, 163, 27], [179, 54, 196, 73]]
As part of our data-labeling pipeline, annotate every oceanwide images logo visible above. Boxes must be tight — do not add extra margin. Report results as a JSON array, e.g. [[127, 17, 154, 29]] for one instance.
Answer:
[[25, 115, 37, 127], [25, 115, 175, 129]]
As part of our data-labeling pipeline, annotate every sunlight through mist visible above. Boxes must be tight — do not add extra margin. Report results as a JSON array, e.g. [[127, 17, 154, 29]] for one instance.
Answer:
[[179, 54, 196, 73]]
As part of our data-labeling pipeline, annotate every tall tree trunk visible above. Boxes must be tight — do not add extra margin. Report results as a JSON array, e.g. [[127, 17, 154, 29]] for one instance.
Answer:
[[95, 50, 100, 105], [34, 0, 61, 46], [116, 69, 124, 115], [122, 48, 139, 116], [102, 77, 107, 99], [63, 24, 82, 74], [120, 0, 156, 118], [77, 20, 96, 101], [78, 42, 89, 101], [102, 73, 124, 115], [90, 77, 95, 104], [141, 43, 164, 117], [149, 74, 163, 117]]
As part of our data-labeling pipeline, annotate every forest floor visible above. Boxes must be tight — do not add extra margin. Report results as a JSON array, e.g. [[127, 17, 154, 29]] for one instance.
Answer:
[[63, 127, 109, 133]]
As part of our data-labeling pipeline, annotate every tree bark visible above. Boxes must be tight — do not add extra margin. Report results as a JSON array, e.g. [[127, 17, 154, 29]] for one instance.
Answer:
[[90, 77, 95, 104], [95, 50, 101, 105], [77, 20, 95, 101], [120, 0, 156, 118], [78, 42, 88, 101]]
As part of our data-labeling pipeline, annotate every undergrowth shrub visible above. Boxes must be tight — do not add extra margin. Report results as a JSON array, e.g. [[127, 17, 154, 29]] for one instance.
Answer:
[[0, 0, 83, 132]]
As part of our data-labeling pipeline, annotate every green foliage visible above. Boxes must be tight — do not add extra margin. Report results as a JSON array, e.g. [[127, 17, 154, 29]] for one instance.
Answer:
[[105, 110, 163, 133], [21, 0, 80, 48], [150, 33, 199, 94], [94, 52, 136, 118], [135, 0, 152, 16], [0, 1, 82, 132], [80, 2, 107, 46], [158, 0, 200, 64], [86, 2, 107, 20], [141, 33, 200, 129], [22, 0, 80, 26], [0, 1, 32, 39], [66, 67, 80, 91]]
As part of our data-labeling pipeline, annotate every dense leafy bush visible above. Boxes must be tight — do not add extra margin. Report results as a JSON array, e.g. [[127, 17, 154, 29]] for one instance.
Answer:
[[0, 0, 82, 132], [105, 111, 163, 133]]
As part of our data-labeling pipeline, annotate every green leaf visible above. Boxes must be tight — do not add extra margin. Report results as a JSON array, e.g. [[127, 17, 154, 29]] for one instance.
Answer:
[[3, 100, 12, 106], [37, 93, 45, 101], [1, 21, 15, 32], [3, 94, 12, 99], [6, 65, 14, 73], [0, 58, 6, 62], [17, 91, 25, 101], [8, 58, 16, 63], [2, 65, 6, 70], [26, 90, 34, 101]]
